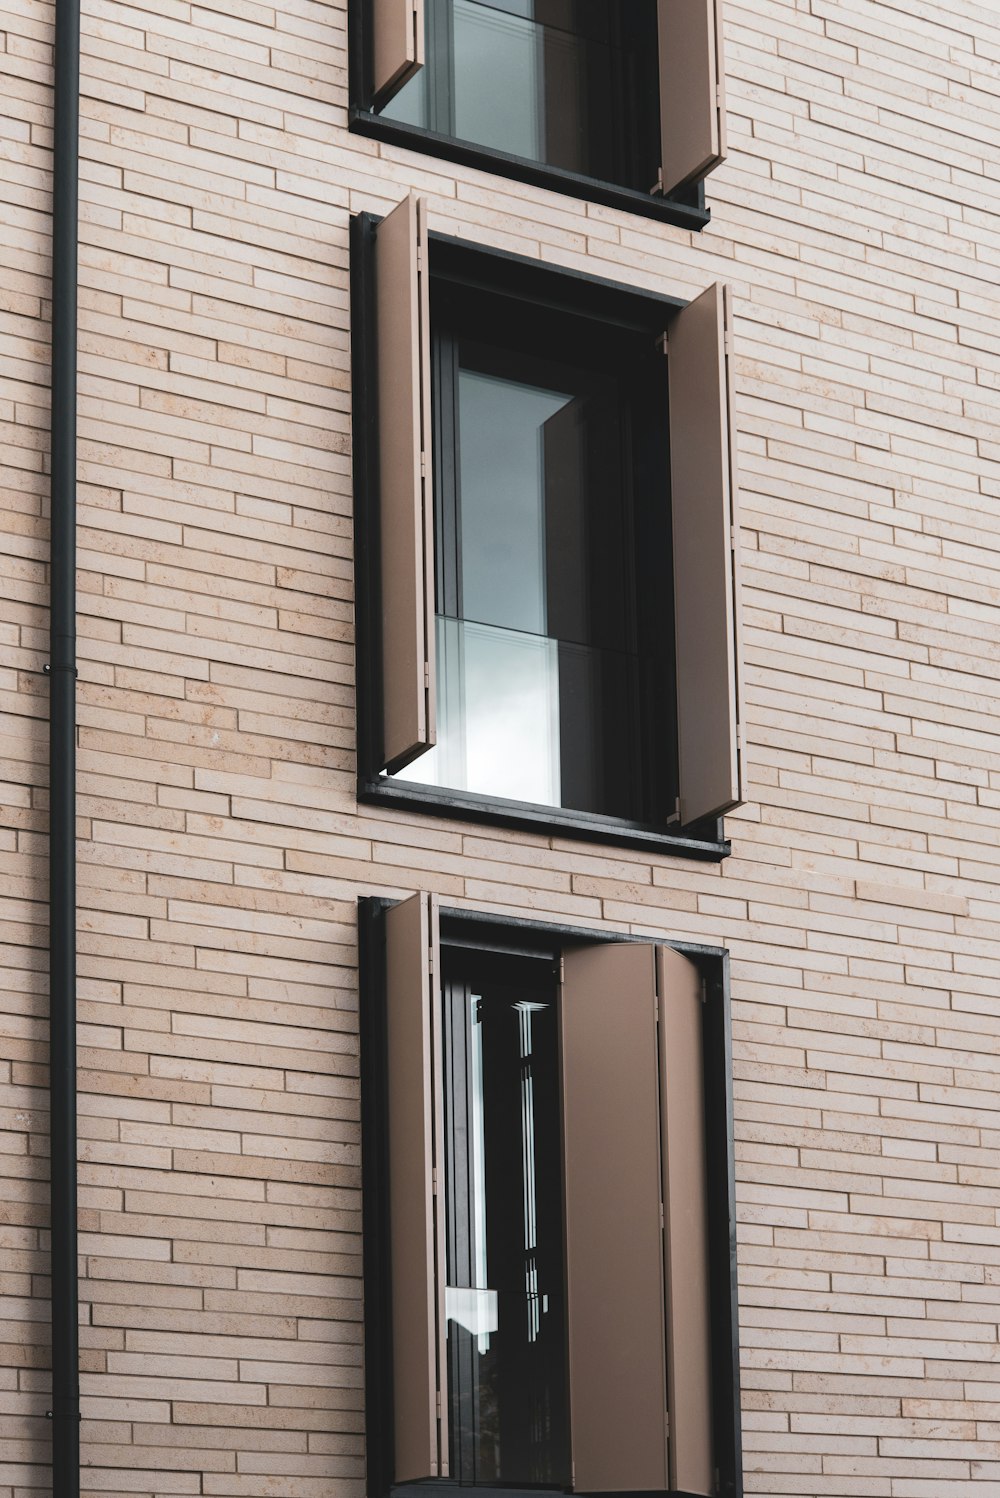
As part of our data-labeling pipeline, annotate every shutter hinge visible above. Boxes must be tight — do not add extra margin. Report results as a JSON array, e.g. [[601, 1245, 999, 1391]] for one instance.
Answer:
[[420, 451, 428, 479], [657, 330, 668, 357], [717, 85, 725, 110], [432, 1166, 439, 1195], [736, 724, 743, 750], [649, 165, 664, 197], [666, 796, 681, 825], [424, 660, 431, 689], [558, 953, 565, 985], [436, 1390, 443, 1415], [660, 1201, 665, 1231], [731, 524, 738, 551]]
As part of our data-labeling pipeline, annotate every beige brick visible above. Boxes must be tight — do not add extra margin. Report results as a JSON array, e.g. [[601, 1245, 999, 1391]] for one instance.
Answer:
[[5, 0, 1000, 1490]]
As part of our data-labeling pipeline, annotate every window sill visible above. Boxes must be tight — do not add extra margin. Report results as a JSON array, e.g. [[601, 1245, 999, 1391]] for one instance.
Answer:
[[358, 777, 729, 861], [390, 1480, 722, 1497], [349, 109, 711, 233]]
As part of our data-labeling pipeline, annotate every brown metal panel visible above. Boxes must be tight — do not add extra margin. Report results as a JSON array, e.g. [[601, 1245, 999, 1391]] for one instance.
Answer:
[[373, 0, 425, 106], [385, 893, 447, 1481], [668, 281, 745, 825], [657, 946, 713, 1496], [376, 194, 436, 773], [723, 284, 746, 806], [561, 943, 669, 1493], [658, 0, 727, 194]]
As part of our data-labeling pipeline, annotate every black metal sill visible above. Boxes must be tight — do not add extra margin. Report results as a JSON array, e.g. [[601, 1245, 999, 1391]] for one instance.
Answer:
[[358, 777, 729, 861], [390, 1480, 719, 1498], [350, 109, 712, 233]]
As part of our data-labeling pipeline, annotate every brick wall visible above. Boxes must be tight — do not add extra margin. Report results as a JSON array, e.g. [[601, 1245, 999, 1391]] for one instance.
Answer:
[[3, 0, 1000, 1493]]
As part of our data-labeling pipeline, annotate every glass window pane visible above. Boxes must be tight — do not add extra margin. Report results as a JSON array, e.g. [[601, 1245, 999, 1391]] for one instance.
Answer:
[[443, 958, 568, 1485], [453, 0, 542, 162], [392, 321, 672, 821], [458, 368, 569, 637], [396, 616, 562, 806]]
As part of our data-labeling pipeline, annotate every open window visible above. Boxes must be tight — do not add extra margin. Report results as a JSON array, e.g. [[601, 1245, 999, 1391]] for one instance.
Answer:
[[352, 0, 726, 225], [352, 199, 745, 853], [359, 896, 741, 1498]]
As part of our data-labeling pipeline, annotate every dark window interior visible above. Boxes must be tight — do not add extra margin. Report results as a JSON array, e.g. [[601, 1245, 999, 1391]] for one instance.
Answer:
[[380, 0, 660, 192], [442, 945, 568, 1487], [393, 277, 676, 824]]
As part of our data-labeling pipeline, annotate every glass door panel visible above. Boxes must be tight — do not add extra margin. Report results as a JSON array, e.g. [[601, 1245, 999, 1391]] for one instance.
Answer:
[[442, 961, 568, 1485]]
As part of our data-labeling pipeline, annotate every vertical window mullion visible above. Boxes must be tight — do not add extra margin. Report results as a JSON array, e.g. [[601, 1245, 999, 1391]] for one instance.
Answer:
[[433, 329, 461, 621]]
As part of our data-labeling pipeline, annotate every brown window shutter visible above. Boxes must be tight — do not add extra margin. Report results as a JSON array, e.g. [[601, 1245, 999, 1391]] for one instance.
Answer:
[[668, 281, 745, 826], [372, 0, 424, 106], [384, 893, 448, 1481], [657, 0, 727, 194], [561, 943, 670, 1493], [657, 946, 713, 1496], [375, 194, 436, 773]]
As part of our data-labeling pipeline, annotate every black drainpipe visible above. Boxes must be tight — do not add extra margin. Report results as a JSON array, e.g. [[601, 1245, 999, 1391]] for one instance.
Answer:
[[47, 0, 81, 1490]]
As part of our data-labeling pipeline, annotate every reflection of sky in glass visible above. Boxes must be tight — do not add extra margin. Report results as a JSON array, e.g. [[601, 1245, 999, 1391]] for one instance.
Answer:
[[459, 369, 569, 637], [396, 618, 561, 805]]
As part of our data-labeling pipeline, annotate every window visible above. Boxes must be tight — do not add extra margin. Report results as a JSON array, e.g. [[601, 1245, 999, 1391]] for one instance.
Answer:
[[351, 197, 745, 853], [442, 947, 568, 1485], [381, 1, 660, 194], [359, 895, 742, 1498], [350, 0, 727, 226], [393, 272, 674, 824]]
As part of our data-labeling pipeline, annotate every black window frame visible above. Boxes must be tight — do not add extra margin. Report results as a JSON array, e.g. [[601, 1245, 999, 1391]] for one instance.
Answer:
[[358, 896, 743, 1498], [351, 211, 730, 861], [347, 0, 710, 232]]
